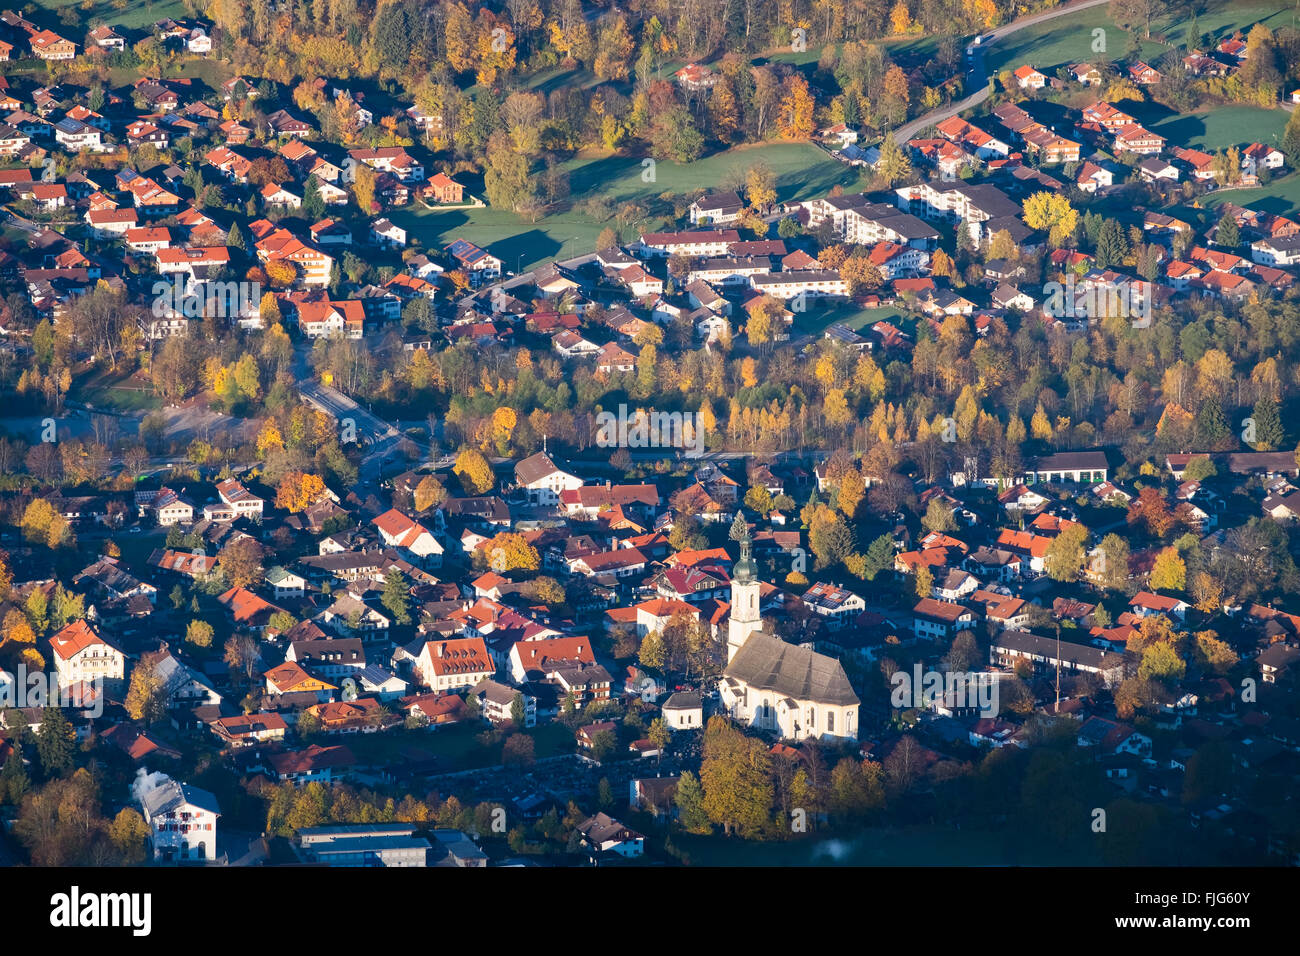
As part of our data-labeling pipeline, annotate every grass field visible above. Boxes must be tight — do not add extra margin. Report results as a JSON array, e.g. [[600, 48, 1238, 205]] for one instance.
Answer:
[[1131, 104, 1291, 152], [33, 0, 193, 31], [391, 143, 869, 269], [673, 824, 1102, 866], [1206, 169, 1300, 217], [793, 303, 909, 337], [75, 367, 161, 413], [985, 0, 1296, 76], [344, 721, 575, 772]]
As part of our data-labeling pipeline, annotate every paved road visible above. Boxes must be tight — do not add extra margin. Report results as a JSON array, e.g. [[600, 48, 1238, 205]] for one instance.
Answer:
[[892, 0, 1114, 143]]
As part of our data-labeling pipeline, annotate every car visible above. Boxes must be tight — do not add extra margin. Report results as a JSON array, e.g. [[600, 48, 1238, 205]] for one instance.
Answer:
[[128, 526, 143, 534]]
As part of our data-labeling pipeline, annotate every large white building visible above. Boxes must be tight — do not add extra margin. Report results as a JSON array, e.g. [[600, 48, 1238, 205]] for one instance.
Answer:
[[514, 451, 583, 505], [718, 515, 860, 742], [140, 777, 220, 862], [50, 620, 124, 692]]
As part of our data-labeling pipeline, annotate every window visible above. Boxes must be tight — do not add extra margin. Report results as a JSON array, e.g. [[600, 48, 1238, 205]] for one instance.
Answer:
[[827, 711, 835, 733]]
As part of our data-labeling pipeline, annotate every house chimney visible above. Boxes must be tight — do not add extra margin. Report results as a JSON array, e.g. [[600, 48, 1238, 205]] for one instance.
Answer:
[[437, 642, 445, 657]]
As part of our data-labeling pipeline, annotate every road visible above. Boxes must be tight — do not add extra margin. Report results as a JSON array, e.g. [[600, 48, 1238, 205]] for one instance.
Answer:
[[892, 0, 1113, 143]]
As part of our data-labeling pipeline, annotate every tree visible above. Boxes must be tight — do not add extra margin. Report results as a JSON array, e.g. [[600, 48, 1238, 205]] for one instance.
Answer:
[[861, 533, 896, 581], [413, 475, 448, 512], [1138, 641, 1186, 683], [650, 106, 704, 163], [503, 733, 536, 768], [700, 716, 774, 837], [186, 619, 214, 649], [1023, 192, 1079, 248], [108, 808, 151, 864], [777, 75, 816, 140], [352, 163, 376, 214], [219, 537, 265, 589], [1045, 524, 1089, 583], [1215, 210, 1240, 249], [454, 448, 494, 495], [381, 568, 412, 625], [1251, 396, 1284, 451], [35, 707, 75, 777], [125, 651, 168, 725], [1097, 533, 1131, 591], [1282, 106, 1300, 164], [510, 693, 527, 727], [876, 132, 912, 187], [0, 744, 28, 805], [1149, 547, 1186, 592], [484, 532, 540, 572], [921, 498, 956, 533], [275, 472, 328, 513], [647, 717, 671, 761], [673, 770, 711, 833]]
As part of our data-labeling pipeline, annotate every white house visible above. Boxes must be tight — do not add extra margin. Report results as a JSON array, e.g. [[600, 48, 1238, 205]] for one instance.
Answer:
[[50, 620, 124, 692], [140, 776, 220, 862], [414, 637, 495, 693], [661, 691, 703, 731], [514, 451, 583, 505], [372, 509, 443, 566]]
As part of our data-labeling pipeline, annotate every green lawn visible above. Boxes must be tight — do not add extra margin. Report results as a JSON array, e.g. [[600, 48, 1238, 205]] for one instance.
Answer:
[[793, 303, 908, 337], [344, 720, 575, 772], [1146, 106, 1288, 153], [1206, 169, 1300, 218], [673, 824, 1103, 866], [33, 0, 194, 32], [75, 367, 162, 414], [985, 0, 1295, 77], [391, 142, 869, 270]]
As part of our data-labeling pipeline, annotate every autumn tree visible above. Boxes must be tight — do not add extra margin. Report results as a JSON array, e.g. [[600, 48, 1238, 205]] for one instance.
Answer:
[[276, 471, 329, 513], [454, 448, 495, 495]]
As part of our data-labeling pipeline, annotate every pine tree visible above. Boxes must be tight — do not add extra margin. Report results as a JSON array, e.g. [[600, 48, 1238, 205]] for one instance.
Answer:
[[1195, 395, 1230, 447], [1094, 218, 1128, 268], [1252, 396, 1284, 451], [1283, 107, 1300, 165], [381, 568, 412, 625], [1216, 211, 1240, 249], [227, 221, 246, 253], [0, 745, 28, 805], [35, 707, 74, 778]]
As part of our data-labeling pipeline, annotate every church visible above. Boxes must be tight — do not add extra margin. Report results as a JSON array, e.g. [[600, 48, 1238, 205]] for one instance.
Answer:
[[718, 514, 860, 743]]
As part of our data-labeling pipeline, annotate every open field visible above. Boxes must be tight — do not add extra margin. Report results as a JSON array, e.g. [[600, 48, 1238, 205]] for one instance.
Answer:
[[1147, 106, 1289, 153], [1206, 169, 1300, 218], [392, 142, 869, 269], [793, 303, 909, 337], [984, 0, 1295, 76], [32, 0, 193, 31]]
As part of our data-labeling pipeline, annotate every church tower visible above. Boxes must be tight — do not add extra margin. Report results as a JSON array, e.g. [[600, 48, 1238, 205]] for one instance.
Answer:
[[727, 511, 761, 663]]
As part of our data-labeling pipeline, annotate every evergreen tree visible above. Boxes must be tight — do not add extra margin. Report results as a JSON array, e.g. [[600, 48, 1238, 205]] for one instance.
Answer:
[[381, 568, 412, 625], [1094, 218, 1128, 268], [1215, 211, 1239, 249], [302, 174, 325, 220], [862, 533, 896, 581], [35, 707, 74, 778], [0, 744, 28, 805], [1252, 396, 1284, 451], [1194, 395, 1230, 447], [227, 221, 246, 252]]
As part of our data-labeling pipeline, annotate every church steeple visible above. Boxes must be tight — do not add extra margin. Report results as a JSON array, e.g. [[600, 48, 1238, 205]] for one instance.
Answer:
[[730, 511, 757, 584], [727, 510, 761, 662]]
